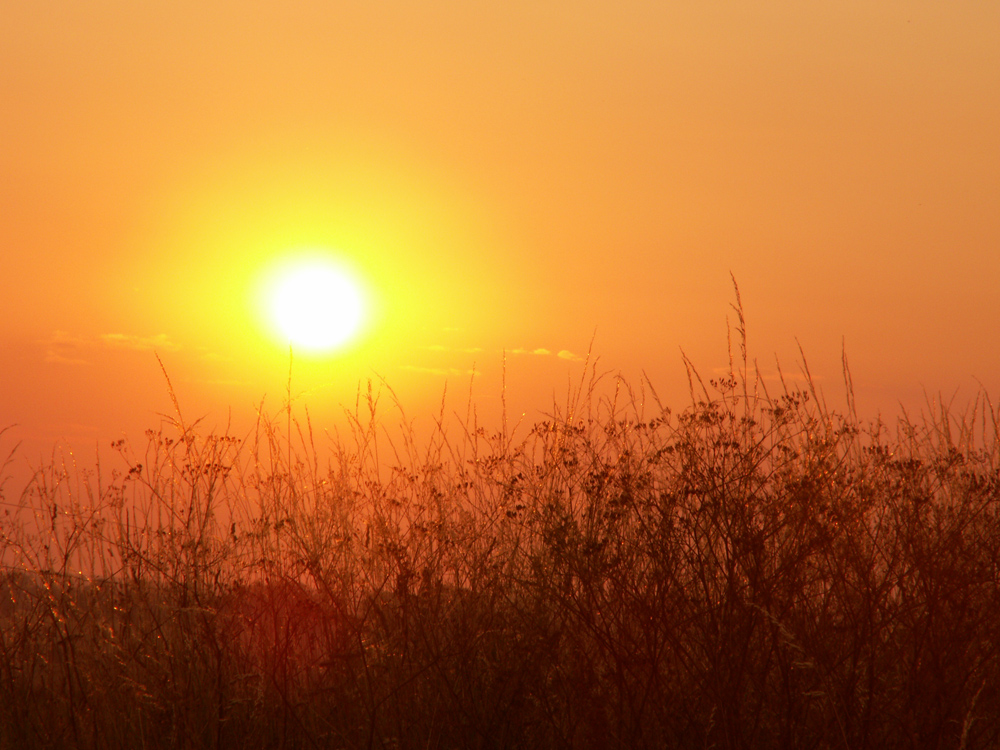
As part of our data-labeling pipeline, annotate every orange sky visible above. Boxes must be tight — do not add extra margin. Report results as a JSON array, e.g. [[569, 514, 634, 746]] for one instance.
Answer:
[[2, 2, 998, 485]]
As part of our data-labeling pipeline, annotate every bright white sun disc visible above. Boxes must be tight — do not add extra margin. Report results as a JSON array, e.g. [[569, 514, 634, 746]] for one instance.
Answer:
[[270, 262, 365, 351]]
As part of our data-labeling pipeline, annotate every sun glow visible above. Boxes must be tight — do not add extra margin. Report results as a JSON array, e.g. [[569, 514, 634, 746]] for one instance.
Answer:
[[265, 257, 367, 353]]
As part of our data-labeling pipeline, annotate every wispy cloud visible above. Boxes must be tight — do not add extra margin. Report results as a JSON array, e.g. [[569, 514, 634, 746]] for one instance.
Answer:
[[507, 348, 540, 355], [100, 333, 179, 352], [43, 331, 92, 366], [426, 345, 585, 361], [44, 350, 91, 366], [507, 347, 582, 361], [41, 330, 179, 365]]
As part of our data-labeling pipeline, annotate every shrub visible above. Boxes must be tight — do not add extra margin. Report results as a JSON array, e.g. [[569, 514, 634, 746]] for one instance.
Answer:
[[2, 307, 999, 749]]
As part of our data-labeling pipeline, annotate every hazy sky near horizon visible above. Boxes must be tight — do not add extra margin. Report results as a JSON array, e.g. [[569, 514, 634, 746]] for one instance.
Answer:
[[2, 1, 998, 474]]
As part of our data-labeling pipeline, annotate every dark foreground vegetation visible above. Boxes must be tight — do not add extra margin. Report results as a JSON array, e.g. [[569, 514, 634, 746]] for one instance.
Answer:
[[2, 326, 999, 749]]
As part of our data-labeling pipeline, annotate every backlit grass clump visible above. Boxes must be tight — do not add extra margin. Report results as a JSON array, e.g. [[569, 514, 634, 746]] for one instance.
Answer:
[[2, 315, 999, 749]]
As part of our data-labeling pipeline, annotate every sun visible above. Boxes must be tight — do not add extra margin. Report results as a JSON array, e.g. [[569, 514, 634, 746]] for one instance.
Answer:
[[266, 258, 367, 353]]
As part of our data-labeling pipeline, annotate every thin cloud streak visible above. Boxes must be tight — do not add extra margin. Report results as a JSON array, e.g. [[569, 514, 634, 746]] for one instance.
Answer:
[[100, 333, 179, 352], [508, 347, 583, 362], [41, 331, 179, 365], [423, 345, 583, 361], [43, 331, 92, 366]]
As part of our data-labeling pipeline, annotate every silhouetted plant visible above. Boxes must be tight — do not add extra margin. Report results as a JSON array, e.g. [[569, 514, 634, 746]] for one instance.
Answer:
[[2, 291, 999, 749]]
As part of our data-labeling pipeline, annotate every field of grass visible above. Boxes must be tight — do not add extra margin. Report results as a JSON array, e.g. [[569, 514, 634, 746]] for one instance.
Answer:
[[2, 311, 1000, 749]]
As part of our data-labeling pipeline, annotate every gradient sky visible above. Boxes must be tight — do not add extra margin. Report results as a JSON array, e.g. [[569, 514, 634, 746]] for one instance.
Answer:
[[2, 1, 998, 484]]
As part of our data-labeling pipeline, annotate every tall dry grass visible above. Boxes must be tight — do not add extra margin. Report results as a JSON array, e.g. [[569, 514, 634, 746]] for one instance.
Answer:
[[2, 300, 999, 749]]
